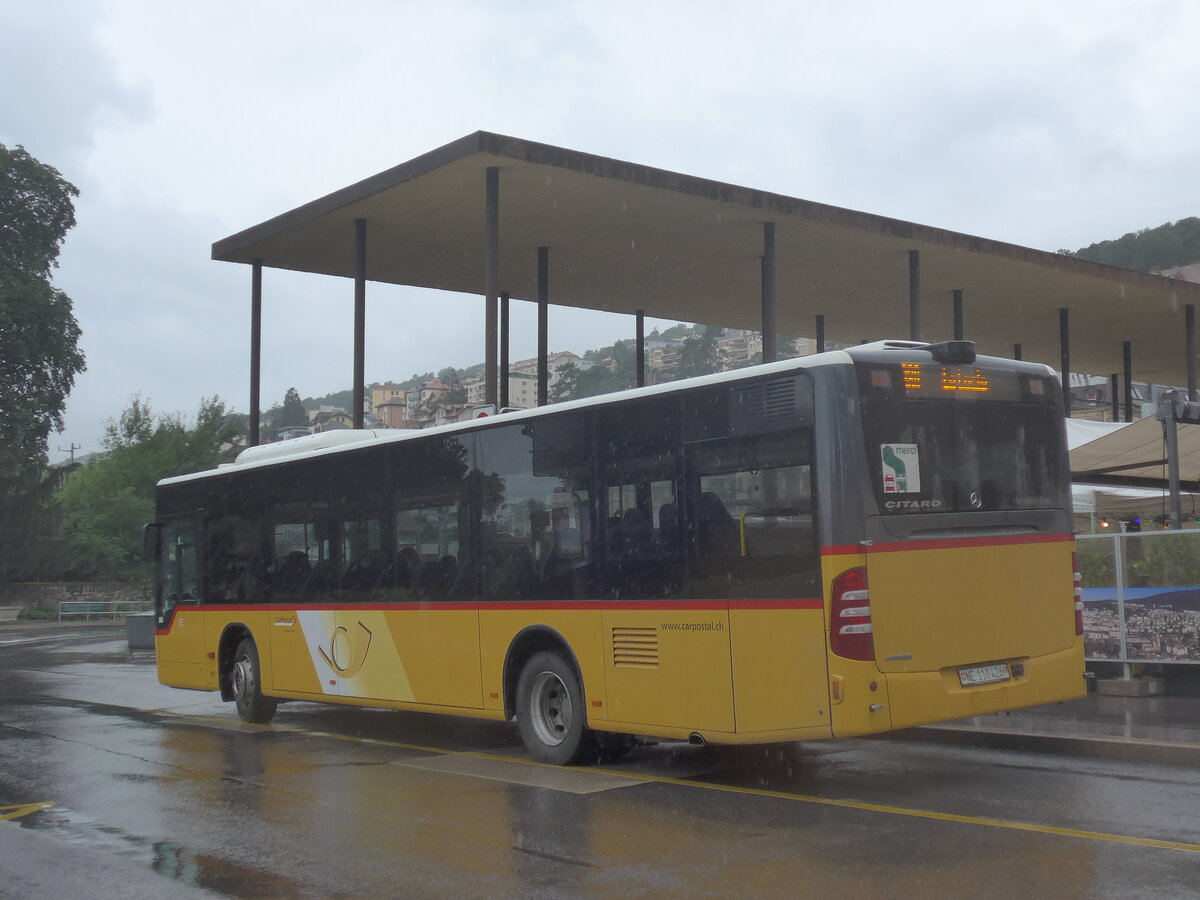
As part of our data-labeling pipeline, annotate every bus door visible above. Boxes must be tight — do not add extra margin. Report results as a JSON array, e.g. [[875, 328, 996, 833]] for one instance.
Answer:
[[594, 396, 729, 732], [339, 490, 481, 709], [600, 455, 713, 728], [155, 512, 210, 689], [686, 430, 828, 734], [270, 501, 338, 696]]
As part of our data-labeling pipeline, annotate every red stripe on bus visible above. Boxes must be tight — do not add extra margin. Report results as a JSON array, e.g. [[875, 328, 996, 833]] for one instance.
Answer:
[[485, 598, 823, 612], [728, 597, 823, 610], [160, 598, 824, 616], [822, 532, 1072, 556]]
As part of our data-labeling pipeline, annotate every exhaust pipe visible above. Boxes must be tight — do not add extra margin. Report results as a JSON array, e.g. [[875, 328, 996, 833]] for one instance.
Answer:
[[688, 732, 707, 746]]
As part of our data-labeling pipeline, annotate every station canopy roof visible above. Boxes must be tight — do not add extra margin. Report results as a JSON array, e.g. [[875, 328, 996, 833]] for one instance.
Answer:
[[213, 131, 1200, 387]]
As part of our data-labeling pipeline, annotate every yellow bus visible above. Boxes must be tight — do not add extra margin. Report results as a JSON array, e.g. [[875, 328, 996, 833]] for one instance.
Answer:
[[149, 340, 1085, 764]]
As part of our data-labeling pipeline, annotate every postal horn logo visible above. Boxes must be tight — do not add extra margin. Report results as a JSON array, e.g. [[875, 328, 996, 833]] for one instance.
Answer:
[[319, 621, 373, 678]]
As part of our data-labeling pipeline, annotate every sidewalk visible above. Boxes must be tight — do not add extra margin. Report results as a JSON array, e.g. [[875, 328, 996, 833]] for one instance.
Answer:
[[918, 691, 1200, 762]]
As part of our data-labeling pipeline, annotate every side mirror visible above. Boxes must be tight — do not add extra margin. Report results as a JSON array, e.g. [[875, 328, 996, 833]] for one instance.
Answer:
[[141, 523, 162, 563]]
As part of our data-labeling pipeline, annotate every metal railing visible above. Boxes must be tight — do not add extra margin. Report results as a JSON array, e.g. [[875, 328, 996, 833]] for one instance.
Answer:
[[57, 599, 152, 622]]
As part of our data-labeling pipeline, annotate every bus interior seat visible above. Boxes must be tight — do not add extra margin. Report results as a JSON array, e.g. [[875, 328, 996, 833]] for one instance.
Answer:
[[490, 544, 533, 600], [271, 551, 310, 600], [305, 559, 337, 599], [342, 550, 385, 592], [413, 557, 451, 598], [658, 502, 679, 549], [620, 508, 656, 559]]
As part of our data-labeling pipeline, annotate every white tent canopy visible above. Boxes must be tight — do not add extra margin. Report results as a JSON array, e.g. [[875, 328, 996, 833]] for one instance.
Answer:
[[1071, 483, 1198, 519], [1067, 415, 1200, 484], [1065, 418, 1200, 523]]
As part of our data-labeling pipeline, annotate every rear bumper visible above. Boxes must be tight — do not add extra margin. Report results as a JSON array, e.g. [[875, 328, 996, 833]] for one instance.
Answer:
[[884, 641, 1087, 732]]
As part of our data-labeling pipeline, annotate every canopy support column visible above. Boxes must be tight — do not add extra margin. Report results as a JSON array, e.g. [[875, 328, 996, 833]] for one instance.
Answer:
[[1187, 304, 1197, 402], [815, 315, 825, 354], [762, 223, 777, 363], [909, 250, 922, 341], [249, 259, 262, 447], [353, 218, 366, 429], [1060, 308, 1071, 414], [1110, 374, 1119, 421], [500, 292, 510, 409], [636, 310, 646, 387], [1123, 341, 1134, 423], [1013, 343, 1022, 361], [484, 167, 499, 407], [538, 247, 549, 406], [953, 289, 964, 340]]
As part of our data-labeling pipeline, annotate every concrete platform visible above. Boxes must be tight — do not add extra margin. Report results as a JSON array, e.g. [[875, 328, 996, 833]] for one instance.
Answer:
[[1095, 676, 1166, 697], [916, 691, 1200, 765]]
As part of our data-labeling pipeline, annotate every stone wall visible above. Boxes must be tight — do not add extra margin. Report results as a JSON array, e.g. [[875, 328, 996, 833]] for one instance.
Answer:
[[0, 582, 151, 611]]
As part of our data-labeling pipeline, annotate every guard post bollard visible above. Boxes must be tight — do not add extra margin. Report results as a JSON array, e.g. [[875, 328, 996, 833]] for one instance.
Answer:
[[126, 610, 156, 650]]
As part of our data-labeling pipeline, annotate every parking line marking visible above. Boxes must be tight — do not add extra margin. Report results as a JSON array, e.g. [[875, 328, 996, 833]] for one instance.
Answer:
[[166, 711, 1200, 855], [395, 753, 649, 793], [0, 802, 55, 822]]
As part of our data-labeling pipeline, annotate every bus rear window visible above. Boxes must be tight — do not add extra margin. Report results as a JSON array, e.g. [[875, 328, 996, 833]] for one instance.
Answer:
[[861, 398, 1067, 514]]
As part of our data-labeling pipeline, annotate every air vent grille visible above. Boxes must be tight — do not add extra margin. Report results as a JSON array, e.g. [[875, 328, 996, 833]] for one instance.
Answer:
[[612, 626, 658, 668], [732, 377, 801, 434]]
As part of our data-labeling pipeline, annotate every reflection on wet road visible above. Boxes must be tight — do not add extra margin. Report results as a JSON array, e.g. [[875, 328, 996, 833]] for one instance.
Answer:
[[2, 632, 1199, 898]]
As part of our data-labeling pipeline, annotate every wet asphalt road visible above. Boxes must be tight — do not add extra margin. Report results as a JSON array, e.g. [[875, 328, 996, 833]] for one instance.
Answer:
[[1, 629, 1199, 899]]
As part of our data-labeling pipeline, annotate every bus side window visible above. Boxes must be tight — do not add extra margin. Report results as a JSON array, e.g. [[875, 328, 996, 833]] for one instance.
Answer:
[[479, 413, 594, 602], [271, 502, 334, 603], [340, 504, 386, 595], [388, 499, 463, 600], [686, 433, 819, 600], [597, 396, 683, 599]]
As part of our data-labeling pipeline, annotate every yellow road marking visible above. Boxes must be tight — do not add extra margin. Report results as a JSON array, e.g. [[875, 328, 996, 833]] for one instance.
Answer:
[[164, 711, 1200, 855], [0, 802, 54, 822]]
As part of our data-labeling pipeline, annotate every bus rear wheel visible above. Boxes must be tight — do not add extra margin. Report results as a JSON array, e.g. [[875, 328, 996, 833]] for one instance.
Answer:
[[516, 651, 595, 765], [231, 638, 277, 724]]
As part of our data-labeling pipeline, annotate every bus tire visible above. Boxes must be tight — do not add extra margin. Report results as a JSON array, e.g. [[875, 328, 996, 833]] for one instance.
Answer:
[[231, 638, 277, 724], [516, 651, 595, 765]]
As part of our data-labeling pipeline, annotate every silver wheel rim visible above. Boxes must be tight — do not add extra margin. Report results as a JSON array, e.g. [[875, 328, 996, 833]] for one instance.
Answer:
[[529, 670, 572, 748], [232, 655, 253, 702]]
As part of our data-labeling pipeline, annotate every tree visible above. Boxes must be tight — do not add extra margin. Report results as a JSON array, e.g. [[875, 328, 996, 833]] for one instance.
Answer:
[[1064, 217, 1200, 272], [0, 144, 86, 581], [277, 387, 309, 428], [438, 366, 467, 404], [58, 396, 240, 580], [675, 326, 723, 379], [550, 342, 638, 402], [549, 360, 582, 403]]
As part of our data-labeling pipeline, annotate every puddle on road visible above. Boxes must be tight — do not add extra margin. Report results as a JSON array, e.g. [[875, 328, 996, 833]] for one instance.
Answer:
[[154, 841, 326, 899], [17, 803, 323, 900]]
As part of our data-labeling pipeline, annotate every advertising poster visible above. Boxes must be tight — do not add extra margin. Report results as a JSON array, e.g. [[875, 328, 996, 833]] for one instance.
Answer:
[[1082, 587, 1200, 662]]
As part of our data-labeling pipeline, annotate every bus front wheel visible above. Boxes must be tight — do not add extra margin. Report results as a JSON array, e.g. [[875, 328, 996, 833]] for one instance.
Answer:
[[231, 638, 277, 724], [516, 651, 594, 765]]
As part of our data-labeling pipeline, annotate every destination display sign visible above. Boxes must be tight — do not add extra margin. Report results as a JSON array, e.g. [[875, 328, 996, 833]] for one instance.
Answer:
[[859, 363, 1055, 404]]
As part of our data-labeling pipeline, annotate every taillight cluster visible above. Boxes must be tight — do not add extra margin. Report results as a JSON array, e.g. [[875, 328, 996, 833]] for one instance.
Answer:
[[831, 567, 874, 660], [1072, 551, 1083, 636]]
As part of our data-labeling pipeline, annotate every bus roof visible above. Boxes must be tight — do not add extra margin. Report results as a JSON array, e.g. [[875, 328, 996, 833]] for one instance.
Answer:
[[158, 343, 1051, 488]]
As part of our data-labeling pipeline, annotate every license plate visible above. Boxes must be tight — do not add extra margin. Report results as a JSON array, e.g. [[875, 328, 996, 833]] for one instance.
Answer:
[[958, 662, 1011, 687]]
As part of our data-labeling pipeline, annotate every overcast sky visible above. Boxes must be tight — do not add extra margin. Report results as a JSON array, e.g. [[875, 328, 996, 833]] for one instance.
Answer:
[[4, 0, 1199, 459]]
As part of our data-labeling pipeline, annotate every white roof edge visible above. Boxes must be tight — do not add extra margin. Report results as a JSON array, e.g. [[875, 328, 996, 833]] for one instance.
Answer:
[[155, 348, 855, 488], [233, 428, 386, 465]]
